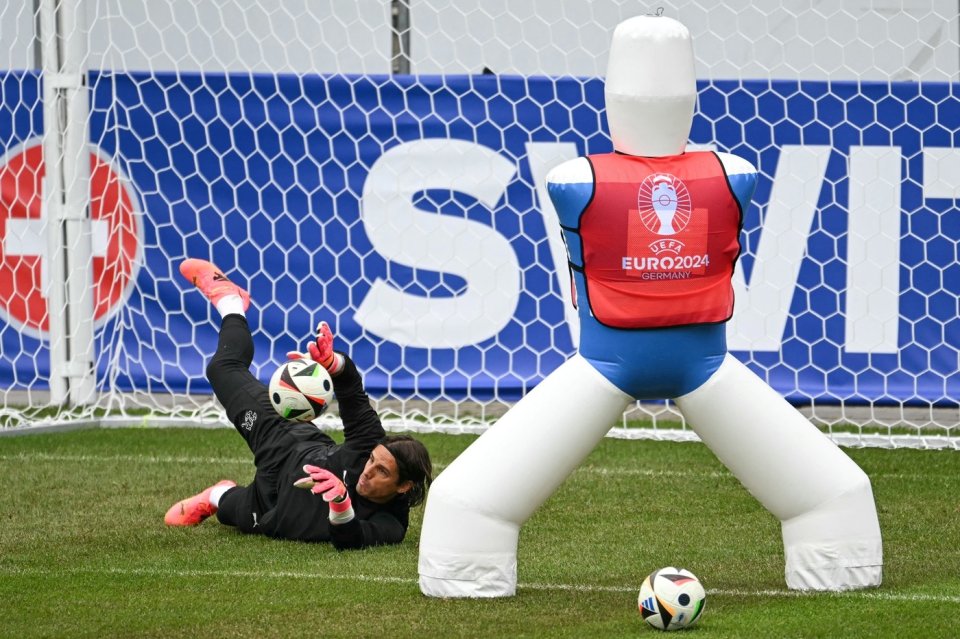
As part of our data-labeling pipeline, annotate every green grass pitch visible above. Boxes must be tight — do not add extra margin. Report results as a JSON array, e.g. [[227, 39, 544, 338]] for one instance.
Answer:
[[1, 428, 958, 638]]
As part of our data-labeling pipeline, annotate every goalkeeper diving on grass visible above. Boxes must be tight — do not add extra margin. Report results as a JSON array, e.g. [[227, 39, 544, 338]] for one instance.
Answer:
[[164, 258, 432, 549]]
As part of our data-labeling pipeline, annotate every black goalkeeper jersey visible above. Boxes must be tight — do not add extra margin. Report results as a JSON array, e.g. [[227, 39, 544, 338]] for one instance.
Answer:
[[261, 356, 410, 547], [209, 322, 411, 550]]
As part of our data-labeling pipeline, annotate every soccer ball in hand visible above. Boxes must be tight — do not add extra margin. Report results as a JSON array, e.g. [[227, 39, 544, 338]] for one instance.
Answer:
[[637, 567, 706, 631], [268, 360, 334, 422]]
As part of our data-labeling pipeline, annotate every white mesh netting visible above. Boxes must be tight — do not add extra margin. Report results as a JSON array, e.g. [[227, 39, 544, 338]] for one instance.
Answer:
[[1, 1, 958, 448]]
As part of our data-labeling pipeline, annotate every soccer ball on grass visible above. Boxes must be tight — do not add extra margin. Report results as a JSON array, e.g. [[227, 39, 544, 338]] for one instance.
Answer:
[[637, 567, 706, 631], [268, 359, 334, 421]]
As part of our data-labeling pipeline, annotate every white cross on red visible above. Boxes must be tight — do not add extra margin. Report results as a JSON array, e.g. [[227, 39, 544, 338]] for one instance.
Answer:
[[3, 211, 109, 297]]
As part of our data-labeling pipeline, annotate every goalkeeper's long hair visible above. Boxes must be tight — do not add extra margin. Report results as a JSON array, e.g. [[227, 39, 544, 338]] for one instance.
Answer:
[[383, 434, 432, 508]]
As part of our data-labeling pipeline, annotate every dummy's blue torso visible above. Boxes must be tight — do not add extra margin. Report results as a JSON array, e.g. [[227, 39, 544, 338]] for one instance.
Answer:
[[547, 153, 757, 399]]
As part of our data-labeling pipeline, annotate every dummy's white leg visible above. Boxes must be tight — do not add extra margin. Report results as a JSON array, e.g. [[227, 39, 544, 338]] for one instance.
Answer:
[[418, 354, 631, 597], [674, 354, 882, 590]]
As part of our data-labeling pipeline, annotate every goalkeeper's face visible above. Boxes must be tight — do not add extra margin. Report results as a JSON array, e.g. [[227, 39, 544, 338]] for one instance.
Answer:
[[356, 445, 413, 504]]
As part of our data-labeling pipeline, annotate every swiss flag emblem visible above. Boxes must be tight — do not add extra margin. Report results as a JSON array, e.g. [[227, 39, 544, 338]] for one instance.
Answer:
[[0, 141, 141, 335]]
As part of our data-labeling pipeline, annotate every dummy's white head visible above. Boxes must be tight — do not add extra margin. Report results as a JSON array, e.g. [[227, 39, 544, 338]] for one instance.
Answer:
[[605, 15, 696, 157]]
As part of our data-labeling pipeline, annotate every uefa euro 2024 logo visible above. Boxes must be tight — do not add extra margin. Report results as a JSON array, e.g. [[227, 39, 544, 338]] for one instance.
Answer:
[[637, 173, 692, 237], [627, 172, 708, 277]]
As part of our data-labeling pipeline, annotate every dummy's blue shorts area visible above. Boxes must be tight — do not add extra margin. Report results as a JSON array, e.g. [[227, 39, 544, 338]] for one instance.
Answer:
[[578, 303, 728, 399]]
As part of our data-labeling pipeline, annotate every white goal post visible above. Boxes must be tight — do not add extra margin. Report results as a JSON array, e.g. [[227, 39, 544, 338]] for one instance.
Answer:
[[1, 1, 958, 449]]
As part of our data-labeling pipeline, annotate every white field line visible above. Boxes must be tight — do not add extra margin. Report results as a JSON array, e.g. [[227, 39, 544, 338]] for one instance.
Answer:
[[0, 451, 254, 465], [2, 565, 958, 603], [0, 451, 949, 482]]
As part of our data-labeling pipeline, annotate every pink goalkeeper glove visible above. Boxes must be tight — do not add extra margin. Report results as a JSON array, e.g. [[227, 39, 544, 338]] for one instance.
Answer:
[[293, 464, 355, 525], [312, 321, 344, 374], [285, 321, 344, 375]]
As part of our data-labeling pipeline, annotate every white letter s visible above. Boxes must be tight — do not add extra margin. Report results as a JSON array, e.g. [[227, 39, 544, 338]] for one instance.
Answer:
[[357, 139, 519, 348]]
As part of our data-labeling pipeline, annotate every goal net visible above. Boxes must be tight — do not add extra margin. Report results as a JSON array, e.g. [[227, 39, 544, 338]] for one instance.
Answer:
[[1, 1, 958, 448]]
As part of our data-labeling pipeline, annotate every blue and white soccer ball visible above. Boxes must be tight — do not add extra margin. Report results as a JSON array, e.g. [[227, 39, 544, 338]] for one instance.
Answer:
[[637, 567, 706, 631], [268, 359, 334, 422]]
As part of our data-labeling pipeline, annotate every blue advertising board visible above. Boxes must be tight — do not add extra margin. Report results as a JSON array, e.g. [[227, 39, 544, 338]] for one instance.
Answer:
[[0, 71, 957, 406]]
